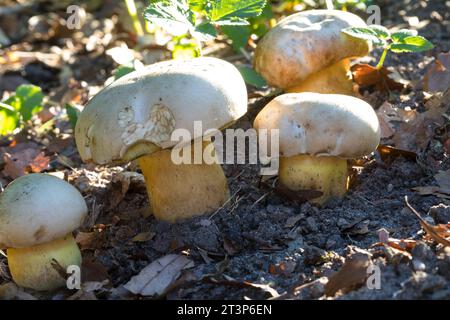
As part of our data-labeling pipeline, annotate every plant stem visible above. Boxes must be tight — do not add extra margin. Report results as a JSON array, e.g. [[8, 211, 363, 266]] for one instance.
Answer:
[[376, 47, 389, 69], [325, 0, 334, 10], [124, 0, 144, 37]]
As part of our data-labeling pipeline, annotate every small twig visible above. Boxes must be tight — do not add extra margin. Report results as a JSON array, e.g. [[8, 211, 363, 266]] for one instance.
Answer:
[[0, 250, 7, 258], [209, 187, 241, 220], [405, 196, 450, 247]]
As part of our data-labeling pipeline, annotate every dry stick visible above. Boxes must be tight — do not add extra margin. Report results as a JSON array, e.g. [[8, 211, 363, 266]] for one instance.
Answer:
[[404, 196, 450, 247], [209, 187, 242, 220]]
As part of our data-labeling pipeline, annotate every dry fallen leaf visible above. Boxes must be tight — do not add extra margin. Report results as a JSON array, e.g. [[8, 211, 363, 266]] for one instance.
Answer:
[[325, 250, 372, 297], [351, 64, 405, 92], [3, 148, 50, 178], [124, 254, 194, 297], [405, 196, 450, 247], [423, 52, 450, 92], [413, 170, 450, 199]]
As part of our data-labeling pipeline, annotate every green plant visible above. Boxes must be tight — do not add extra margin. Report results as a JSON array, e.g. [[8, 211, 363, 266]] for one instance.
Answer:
[[342, 25, 434, 69], [0, 85, 44, 136]]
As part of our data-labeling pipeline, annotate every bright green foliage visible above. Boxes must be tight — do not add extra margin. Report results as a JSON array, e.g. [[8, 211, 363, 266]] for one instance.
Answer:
[[342, 25, 434, 68], [0, 85, 44, 136]]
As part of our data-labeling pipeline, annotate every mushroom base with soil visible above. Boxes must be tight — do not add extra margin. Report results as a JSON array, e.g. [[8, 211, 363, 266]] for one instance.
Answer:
[[286, 59, 355, 95], [7, 235, 82, 291], [138, 141, 230, 223], [279, 154, 349, 204]]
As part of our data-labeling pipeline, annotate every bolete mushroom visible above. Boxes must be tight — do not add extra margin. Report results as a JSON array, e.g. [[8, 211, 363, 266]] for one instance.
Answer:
[[254, 10, 371, 95], [0, 173, 87, 291], [254, 92, 380, 204], [75, 57, 248, 222]]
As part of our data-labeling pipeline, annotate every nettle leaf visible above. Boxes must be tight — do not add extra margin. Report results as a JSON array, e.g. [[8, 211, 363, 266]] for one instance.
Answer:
[[237, 66, 267, 88], [0, 102, 19, 136], [206, 0, 266, 25], [390, 36, 434, 53], [144, 0, 196, 36], [188, 0, 208, 13], [391, 29, 418, 43], [13, 84, 44, 122], [193, 22, 217, 40], [222, 25, 251, 51], [342, 27, 386, 46], [368, 25, 390, 39]]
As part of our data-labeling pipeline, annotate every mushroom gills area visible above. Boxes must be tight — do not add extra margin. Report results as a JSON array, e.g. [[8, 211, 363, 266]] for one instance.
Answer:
[[138, 141, 230, 222], [7, 234, 82, 291], [279, 154, 349, 204], [286, 59, 354, 95]]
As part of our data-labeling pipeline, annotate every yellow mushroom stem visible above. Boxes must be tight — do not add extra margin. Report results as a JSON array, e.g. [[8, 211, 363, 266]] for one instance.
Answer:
[[7, 234, 82, 291], [279, 154, 350, 204], [138, 140, 229, 223], [286, 59, 355, 95]]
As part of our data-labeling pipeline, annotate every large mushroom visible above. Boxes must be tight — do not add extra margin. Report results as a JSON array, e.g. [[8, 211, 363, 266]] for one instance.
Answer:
[[75, 57, 248, 223], [254, 92, 380, 204], [0, 173, 87, 291], [254, 10, 371, 95]]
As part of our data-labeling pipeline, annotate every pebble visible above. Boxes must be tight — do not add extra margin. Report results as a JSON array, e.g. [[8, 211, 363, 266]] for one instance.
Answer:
[[412, 259, 426, 271]]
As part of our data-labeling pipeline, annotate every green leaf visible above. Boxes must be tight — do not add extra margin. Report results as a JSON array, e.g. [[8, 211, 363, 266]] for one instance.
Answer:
[[172, 36, 201, 59], [188, 0, 207, 12], [391, 29, 418, 43], [13, 84, 44, 122], [342, 27, 386, 46], [65, 104, 79, 129], [114, 65, 136, 80], [222, 25, 251, 52], [390, 36, 434, 53], [193, 22, 217, 40], [206, 0, 266, 24], [0, 102, 19, 136], [368, 25, 390, 39], [237, 66, 267, 88], [144, 0, 196, 36]]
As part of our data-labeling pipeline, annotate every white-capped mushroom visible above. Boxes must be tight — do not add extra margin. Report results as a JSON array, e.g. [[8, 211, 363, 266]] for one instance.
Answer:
[[254, 92, 380, 204], [0, 173, 87, 291], [75, 57, 248, 222], [254, 10, 371, 95]]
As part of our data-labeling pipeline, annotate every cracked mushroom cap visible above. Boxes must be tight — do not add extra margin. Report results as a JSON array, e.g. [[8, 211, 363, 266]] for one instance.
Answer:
[[75, 57, 248, 165], [254, 10, 371, 89], [0, 174, 88, 249], [253, 92, 381, 158]]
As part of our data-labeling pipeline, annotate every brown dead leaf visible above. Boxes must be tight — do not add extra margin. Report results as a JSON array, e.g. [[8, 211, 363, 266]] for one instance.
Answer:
[[412, 170, 450, 199], [325, 250, 372, 297], [81, 258, 111, 284], [377, 145, 417, 164], [351, 64, 405, 92], [124, 254, 194, 297], [268, 261, 296, 276], [75, 232, 96, 250], [3, 148, 50, 178], [405, 196, 450, 247], [423, 52, 450, 92]]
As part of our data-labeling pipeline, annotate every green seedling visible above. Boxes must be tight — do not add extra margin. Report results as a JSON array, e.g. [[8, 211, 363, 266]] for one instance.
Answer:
[[0, 85, 44, 136], [342, 25, 434, 69]]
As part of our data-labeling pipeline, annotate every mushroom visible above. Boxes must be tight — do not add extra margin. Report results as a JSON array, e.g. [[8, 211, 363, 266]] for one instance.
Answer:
[[254, 10, 371, 95], [0, 173, 87, 291], [253, 92, 380, 204], [75, 57, 248, 222]]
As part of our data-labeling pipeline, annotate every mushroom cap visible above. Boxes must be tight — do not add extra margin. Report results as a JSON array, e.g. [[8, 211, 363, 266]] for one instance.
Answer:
[[0, 174, 88, 248], [253, 92, 380, 158], [75, 57, 248, 165], [254, 10, 371, 89]]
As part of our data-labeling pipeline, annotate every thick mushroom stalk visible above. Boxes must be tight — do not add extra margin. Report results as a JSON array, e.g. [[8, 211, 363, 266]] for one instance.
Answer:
[[254, 10, 370, 95], [0, 174, 87, 291], [138, 141, 229, 222], [8, 235, 81, 291], [75, 57, 248, 223], [286, 59, 354, 95], [254, 93, 380, 204], [279, 154, 349, 204]]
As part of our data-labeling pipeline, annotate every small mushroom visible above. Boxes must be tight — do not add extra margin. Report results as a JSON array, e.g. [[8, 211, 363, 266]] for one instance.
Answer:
[[0, 174, 87, 291], [75, 57, 248, 222], [254, 92, 380, 204], [254, 10, 371, 95]]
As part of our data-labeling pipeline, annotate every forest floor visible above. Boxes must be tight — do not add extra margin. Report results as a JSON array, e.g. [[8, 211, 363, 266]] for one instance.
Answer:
[[0, 0, 449, 300]]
